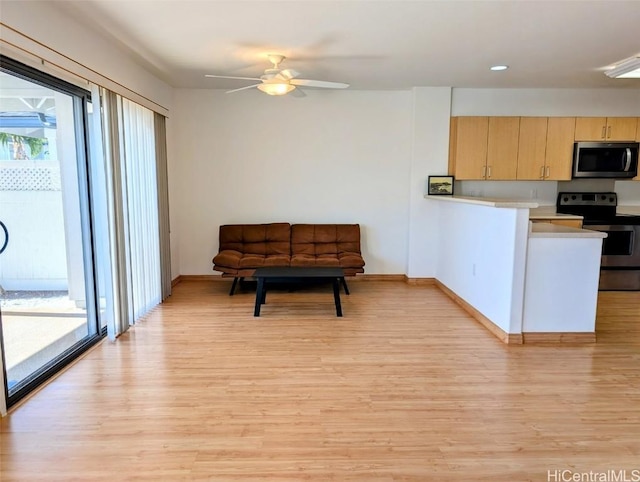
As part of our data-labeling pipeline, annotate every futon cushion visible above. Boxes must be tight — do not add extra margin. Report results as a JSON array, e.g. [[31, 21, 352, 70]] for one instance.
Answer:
[[218, 223, 291, 256], [212, 249, 243, 268], [238, 254, 291, 268], [214, 223, 292, 270], [291, 224, 365, 269], [290, 254, 341, 267]]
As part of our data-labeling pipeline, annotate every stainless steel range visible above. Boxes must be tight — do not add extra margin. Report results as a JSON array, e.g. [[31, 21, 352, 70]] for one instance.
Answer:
[[557, 192, 640, 291]]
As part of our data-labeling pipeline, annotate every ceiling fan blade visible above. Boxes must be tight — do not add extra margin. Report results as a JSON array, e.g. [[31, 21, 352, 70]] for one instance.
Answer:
[[290, 79, 349, 89], [225, 84, 261, 94], [205, 74, 262, 81], [275, 69, 300, 81], [290, 87, 306, 98]]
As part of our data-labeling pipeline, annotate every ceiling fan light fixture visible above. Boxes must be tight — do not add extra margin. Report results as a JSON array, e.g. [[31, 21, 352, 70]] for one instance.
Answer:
[[604, 56, 640, 78], [206, 55, 347, 95], [257, 83, 296, 96]]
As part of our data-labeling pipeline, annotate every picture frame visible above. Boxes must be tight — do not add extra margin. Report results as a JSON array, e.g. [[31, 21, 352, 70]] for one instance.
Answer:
[[427, 175, 455, 196]]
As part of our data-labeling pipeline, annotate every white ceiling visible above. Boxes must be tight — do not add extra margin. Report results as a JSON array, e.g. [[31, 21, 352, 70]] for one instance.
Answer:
[[58, 0, 640, 91]]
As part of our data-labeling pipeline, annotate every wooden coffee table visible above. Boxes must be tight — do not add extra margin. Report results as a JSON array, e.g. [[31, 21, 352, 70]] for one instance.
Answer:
[[252, 267, 346, 317]]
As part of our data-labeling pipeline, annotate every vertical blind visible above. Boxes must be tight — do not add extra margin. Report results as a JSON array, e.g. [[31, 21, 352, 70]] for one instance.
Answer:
[[88, 85, 116, 334], [95, 88, 169, 339], [120, 98, 161, 320], [154, 113, 172, 301], [103, 89, 131, 339]]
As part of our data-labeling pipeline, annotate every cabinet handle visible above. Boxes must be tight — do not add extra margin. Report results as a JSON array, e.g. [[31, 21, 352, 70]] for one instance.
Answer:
[[546, 166, 550, 178], [487, 166, 492, 179], [540, 166, 545, 179], [607, 126, 611, 139], [602, 126, 606, 139], [482, 166, 486, 178]]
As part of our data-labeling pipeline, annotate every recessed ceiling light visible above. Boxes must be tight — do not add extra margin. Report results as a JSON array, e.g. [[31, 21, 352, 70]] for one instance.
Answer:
[[490, 65, 509, 71]]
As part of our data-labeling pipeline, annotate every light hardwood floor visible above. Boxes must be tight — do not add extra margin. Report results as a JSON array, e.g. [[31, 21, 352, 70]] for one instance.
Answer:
[[1, 280, 639, 481]]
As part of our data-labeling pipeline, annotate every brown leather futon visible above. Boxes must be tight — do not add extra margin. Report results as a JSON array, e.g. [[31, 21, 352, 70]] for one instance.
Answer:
[[212, 223, 365, 294]]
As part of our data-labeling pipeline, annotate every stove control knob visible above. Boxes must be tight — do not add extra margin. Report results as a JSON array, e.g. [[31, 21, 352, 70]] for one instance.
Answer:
[[563, 197, 569, 202], [610, 197, 615, 202], [571, 195, 577, 200], [601, 195, 607, 200]]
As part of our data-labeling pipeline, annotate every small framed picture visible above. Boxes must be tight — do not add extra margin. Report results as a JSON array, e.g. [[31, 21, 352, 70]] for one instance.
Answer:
[[427, 175, 455, 195]]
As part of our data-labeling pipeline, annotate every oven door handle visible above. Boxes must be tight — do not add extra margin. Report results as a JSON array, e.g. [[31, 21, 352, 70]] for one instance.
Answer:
[[624, 148, 632, 172]]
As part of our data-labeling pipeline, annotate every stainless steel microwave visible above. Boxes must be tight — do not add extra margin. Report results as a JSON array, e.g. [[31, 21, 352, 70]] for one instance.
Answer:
[[573, 142, 639, 179]]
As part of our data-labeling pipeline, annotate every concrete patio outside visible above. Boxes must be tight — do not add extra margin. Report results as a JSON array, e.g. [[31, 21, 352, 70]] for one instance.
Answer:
[[1, 291, 86, 387]]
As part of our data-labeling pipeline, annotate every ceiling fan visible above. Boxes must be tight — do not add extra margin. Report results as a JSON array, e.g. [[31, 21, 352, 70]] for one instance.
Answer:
[[205, 54, 349, 96]]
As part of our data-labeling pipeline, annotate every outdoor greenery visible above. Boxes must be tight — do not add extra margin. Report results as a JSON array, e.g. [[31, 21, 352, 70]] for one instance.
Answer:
[[0, 132, 45, 160]]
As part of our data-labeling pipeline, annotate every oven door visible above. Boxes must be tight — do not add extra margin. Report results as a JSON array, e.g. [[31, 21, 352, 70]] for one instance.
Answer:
[[587, 224, 640, 267]]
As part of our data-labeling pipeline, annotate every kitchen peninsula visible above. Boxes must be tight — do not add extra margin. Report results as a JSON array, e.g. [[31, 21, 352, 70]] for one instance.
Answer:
[[426, 195, 606, 343]]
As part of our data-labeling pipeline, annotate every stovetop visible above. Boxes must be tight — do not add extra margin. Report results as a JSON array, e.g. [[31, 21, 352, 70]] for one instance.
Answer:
[[557, 192, 640, 226]]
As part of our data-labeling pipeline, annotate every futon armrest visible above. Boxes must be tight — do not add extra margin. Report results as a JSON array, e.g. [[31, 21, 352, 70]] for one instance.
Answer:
[[213, 249, 243, 269]]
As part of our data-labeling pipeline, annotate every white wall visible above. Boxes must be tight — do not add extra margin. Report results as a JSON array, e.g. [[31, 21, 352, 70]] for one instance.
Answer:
[[172, 89, 413, 275], [452, 88, 640, 117], [523, 237, 603, 333], [435, 201, 530, 334], [451, 88, 640, 205], [457, 180, 559, 205], [407, 87, 451, 277], [615, 181, 640, 206]]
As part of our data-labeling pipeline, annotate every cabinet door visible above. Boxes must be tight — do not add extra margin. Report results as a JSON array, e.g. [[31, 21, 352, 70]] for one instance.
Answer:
[[551, 219, 583, 229], [487, 117, 519, 180], [574, 117, 606, 140], [545, 117, 575, 181], [448, 117, 457, 175], [531, 219, 584, 229], [516, 117, 548, 180], [606, 117, 638, 141], [452, 117, 489, 180]]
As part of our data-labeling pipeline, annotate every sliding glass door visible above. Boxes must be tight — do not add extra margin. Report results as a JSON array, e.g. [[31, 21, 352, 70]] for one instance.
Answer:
[[0, 56, 103, 406]]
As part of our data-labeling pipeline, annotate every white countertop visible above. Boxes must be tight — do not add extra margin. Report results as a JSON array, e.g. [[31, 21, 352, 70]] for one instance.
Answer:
[[424, 194, 538, 208], [425, 195, 640, 215], [530, 205, 640, 218], [529, 222, 607, 239]]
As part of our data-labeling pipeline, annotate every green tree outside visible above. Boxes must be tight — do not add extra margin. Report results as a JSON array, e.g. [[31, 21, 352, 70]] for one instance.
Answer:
[[0, 132, 45, 160]]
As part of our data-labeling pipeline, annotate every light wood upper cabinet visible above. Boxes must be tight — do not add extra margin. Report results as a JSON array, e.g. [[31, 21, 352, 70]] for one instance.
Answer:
[[516, 117, 575, 181], [450, 116, 519, 180], [574, 117, 606, 141], [449, 115, 633, 182], [516, 117, 548, 180], [606, 118, 638, 140], [450, 117, 489, 180], [575, 117, 638, 141], [544, 117, 575, 181], [487, 117, 519, 180]]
